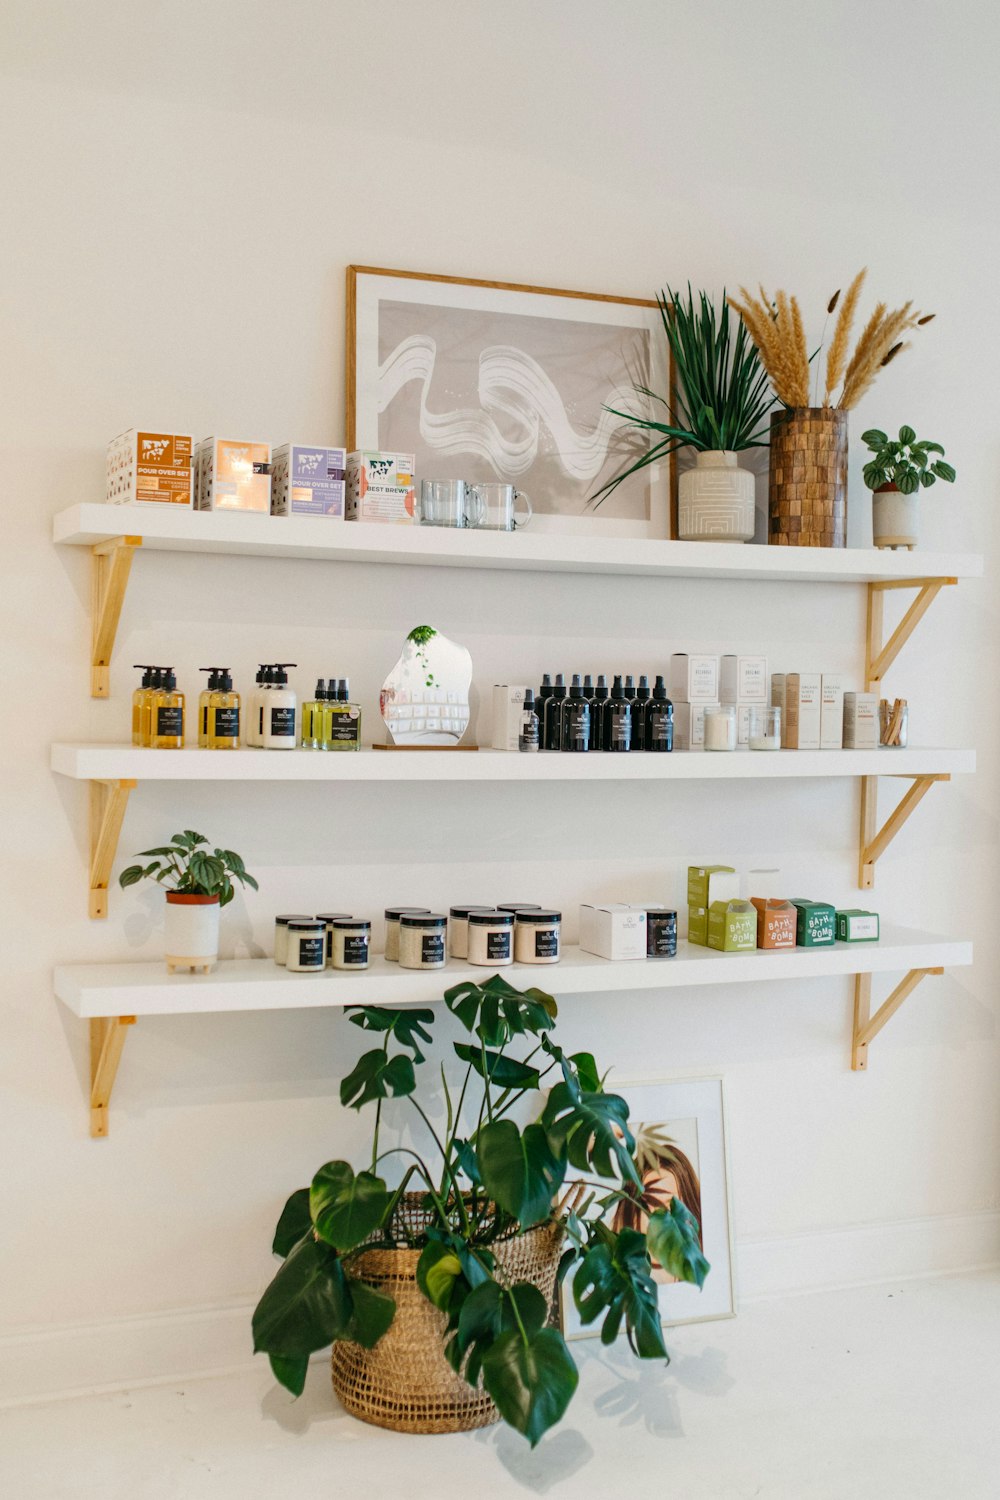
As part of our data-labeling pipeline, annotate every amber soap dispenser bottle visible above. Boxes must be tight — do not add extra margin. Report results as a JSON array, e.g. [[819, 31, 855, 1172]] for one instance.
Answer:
[[151, 668, 185, 749]]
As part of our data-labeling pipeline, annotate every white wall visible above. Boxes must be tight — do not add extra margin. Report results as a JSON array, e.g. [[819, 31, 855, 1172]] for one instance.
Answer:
[[2, 0, 999, 1401]]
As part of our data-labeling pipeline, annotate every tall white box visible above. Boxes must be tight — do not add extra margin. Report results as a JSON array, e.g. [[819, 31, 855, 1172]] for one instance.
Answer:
[[719, 655, 768, 705], [783, 672, 821, 750], [674, 701, 718, 752], [843, 692, 879, 749], [106, 429, 194, 506], [669, 653, 719, 703], [579, 904, 647, 961], [195, 438, 272, 513], [820, 673, 846, 750], [492, 684, 529, 751]]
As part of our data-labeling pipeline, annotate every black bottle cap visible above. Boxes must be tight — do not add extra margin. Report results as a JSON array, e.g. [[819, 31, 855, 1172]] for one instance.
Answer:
[[523, 688, 535, 709], [594, 674, 609, 702], [338, 679, 349, 701], [611, 674, 624, 697], [497, 902, 543, 913], [200, 668, 220, 690], [636, 675, 651, 701], [385, 906, 432, 920], [539, 673, 552, 693], [133, 664, 154, 687], [273, 663, 297, 686], [583, 674, 594, 694], [261, 665, 275, 685], [162, 669, 177, 690], [568, 674, 583, 698], [469, 910, 515, 926], [219, 669, 233, 691], [315, 678, 327, 696], [624, 675, 636, 699]]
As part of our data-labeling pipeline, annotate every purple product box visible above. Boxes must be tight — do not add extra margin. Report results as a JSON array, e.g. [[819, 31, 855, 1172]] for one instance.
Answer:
[[271, 443, 347, 517]]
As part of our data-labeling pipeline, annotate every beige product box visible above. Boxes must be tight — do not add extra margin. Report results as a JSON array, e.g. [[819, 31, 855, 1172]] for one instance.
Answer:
[[719, 654, 768, 705], [748, 867, 783, 900], [669, 653, 719, 703], [820, 673, 846, 750], [579, 904, 647, 961], [783, 672, 821, 750], [674, 701, 718, 752], [106, 429, 194, 506], [195, 438, 272, 513], [687, 865, 740, 910], [492, 684, 530, 751], [346, 451, 416, 523], [687, 905, 709, 946], [843, 691, 880, 749]]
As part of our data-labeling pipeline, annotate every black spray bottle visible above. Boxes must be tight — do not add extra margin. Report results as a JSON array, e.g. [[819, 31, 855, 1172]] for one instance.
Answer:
[[560, 674, 591, 752], [519, 688, 540, 752], [604, 674, 632, 752], [536, 673, 553, 732], [590, 674, 609, 750], [646, 675, 674, 752], [631, 674, 651, 751], [543, 672, 567, 751]]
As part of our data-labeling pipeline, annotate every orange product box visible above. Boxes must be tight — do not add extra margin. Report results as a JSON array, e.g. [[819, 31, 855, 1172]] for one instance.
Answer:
[[195, 438, 272, 513], [106, 429, 194, 506], [751, 896, 797, 950]]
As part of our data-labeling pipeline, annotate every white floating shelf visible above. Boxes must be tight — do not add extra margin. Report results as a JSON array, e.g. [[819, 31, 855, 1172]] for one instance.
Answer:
[[53, 927, 973, 1019], [54, 504, 983, 586], [50, 743, 977, 782]]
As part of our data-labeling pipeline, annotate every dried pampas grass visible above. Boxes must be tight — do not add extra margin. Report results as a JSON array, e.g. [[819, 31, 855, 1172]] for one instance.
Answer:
[[728, 271, 932, 411]]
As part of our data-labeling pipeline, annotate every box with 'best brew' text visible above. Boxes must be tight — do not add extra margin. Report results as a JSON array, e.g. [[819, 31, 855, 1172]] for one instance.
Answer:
[[346, 451, 416, 523]]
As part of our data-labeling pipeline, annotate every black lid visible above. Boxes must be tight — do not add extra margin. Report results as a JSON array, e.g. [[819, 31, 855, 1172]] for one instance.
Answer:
[[133, 664, 154, 686], [568, 673, 583, 698], [469, 909, 514, 926], [513, 908, 562, 923], [162, 668, 177, 690], [636, 675, 651, 700], [314, 678, 327, 695], [594, 674, 609, 701], [385, 905, 432, 919], [583, 674, 594, 693], [255, 665, 265, 683], [652, 675, 668, 699], [646, 906, 677, 919], [610, 674, 624, 696], [287, 919, 325, 930], [276, 912, 314, 925], [449, 904, 497, 919], [261, 665, 275, 685], [219, 668, 233, 691], [539, 673, 552, 692], [274, 663, 297, 685], [331, 917, 371, 930], [315, 911, 353, 921], [522, 688, 535, 709], [624, 674, 636, 699], [551, 673, 567, 699], [399, 912, 448, 927], [496, 902, 543, 913], [338, 679, 349, 701], [200, 667, 219, 690]]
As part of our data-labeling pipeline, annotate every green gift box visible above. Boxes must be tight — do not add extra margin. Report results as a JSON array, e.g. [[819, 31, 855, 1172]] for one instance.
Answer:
[[687, 865, 738, 910], [790, 898, 836, 947], [836, 909, 880, 942], [688, 905, 709, 947], [707, 899, 757, 952]]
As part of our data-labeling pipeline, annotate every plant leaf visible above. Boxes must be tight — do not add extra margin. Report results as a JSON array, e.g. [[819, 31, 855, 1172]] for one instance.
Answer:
[[272, 1187, 311, 1258], [542, 1082, 640, 1185], [252, 1235, 352, 1357], [310, 1162, 393, 1252], [861, 428, 888, 448], [346, 1006, 436, 1062], [898, 425, 916, 445], [453, 1044, 541, 1091], [345, 1279, 396, 1348], [340, 1050, 416, 1111], [646, 1197, 711, 1288], [118, 865, 145, 888], [416, 1242, 464, 1311], [477, 1119, 566, 1227], [932, 460, 956, 482], [268, 1351, 309, 1397], [481, 1326, 579, 1447]]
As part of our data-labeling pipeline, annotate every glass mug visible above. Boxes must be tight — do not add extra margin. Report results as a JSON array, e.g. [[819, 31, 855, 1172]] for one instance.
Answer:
[[418, 479, 485, 529], [467, 482, 533, 531]]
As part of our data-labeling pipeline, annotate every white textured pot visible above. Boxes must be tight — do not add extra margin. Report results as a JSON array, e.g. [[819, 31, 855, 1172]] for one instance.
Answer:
[[164, 893, 220, 974], [872, 484, 919, 550], [678, 451, 755, 542]]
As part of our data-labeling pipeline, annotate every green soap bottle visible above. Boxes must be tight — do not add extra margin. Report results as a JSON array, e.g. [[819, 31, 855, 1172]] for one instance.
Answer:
[[302, 679, 327, 750], [325, 677, 361, 751]]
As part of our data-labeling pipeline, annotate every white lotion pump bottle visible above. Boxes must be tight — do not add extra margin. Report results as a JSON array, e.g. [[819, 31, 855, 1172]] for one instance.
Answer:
[[263, 663, 298, 749], [246, 664, 267, 747]]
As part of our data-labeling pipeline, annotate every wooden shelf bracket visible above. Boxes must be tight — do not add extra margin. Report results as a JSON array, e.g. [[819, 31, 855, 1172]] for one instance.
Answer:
[[852, 967, 943, 1070], [91, 536, 141, 698], [858, 772, 950, 889], [89, 778, 136, 919], [865, 576, 956, 690], [89, 1015, 136, 1136]]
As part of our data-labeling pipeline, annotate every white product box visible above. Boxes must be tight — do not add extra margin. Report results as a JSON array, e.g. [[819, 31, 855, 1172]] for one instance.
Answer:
[[674, 701, 718, 752], [719, 654, 768, 705], [492, 684, 530, 751], [669, 653, 719, 703], [820, 673, 846, 750], [106, 429, 194, 506], [843, 691, 880, 749], [271, 444, 346, 517], [783, 672, 821, 750], [195, 438, 272, 513], [579, 904, 647, 961], [748, 867, 783, 899], [346, 451, 416, 523]]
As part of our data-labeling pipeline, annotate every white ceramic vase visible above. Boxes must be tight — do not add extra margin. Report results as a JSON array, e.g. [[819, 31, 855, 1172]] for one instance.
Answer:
[[872, 484, 919, 550], [678, 450, 756, 542], [164, 893, 220, 973]]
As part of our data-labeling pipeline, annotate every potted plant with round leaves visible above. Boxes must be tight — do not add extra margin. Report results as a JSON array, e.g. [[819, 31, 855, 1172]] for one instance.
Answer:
[[251, 974, 709, 1446], [862, 425, 956, 550], [119, 830, 257, 973]]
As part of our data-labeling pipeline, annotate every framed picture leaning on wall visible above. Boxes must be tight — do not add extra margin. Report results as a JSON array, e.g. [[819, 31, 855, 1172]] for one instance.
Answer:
[[346, 265, 676, 537], [560, 1074, 736, 1337]]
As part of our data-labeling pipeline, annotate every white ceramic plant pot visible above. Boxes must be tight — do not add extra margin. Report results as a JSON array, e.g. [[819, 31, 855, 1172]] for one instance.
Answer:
[[164, 893, 220, 974], [678, 451, 756, 542], [872, 484, 919, 550]]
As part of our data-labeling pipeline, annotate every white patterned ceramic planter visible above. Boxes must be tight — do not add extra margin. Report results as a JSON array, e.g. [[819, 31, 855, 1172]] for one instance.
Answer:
[[678, 450, 755, 542], [872, 484, 919, 550], [164, 894, 220, 974]]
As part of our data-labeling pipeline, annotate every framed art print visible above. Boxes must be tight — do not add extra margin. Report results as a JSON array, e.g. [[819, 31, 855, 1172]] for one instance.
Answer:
[[561, 1075, 736, 1336], [346, 266, 675, 537]]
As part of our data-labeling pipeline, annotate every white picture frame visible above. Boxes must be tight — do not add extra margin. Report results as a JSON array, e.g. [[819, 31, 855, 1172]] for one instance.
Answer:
[[346, 266, 675, 538], [560, 1075, 737, 1336]]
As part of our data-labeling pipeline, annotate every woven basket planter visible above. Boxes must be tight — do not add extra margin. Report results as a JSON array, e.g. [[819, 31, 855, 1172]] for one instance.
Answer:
[[768, 407, 848, 548], [331, 1196, 564, 1435]]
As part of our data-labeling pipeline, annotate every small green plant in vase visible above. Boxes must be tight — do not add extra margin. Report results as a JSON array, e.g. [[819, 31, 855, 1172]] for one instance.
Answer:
[[862, 425, 955, 551], [252, 974, 708, 1445], [119, 830, 257, 973]]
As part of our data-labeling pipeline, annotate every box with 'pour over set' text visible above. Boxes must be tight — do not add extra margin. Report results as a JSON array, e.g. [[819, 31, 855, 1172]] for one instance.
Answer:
[[106, 430, 194, 506], [195, 438, 272, 513], [271, 444, 346, 517]]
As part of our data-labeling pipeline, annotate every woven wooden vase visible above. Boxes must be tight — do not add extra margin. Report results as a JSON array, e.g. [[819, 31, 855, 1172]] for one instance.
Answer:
[[331, 1196, 564, 1435], [768, 407, 848, 547]]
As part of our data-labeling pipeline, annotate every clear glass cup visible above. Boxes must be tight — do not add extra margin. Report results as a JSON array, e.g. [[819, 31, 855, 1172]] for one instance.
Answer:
[[418, 479, 484, 528], [749, 705, 781, 750], [879, 702, 909, 747], [467, 482, 532, 531], [704, 705, 737, 751]]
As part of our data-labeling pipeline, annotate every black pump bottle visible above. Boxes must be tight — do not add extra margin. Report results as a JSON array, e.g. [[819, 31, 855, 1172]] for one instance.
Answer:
[[543, 673, 567, 750], [560, 674, 591, 752], [604, 674, 632, 752]]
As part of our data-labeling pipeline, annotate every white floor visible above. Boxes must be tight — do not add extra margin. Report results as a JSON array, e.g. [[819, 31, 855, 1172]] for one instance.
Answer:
[[3, 1270, 999, 1500]]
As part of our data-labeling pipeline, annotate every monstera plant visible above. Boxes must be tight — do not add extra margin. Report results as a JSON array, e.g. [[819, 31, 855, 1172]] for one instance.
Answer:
[[252, 975, 709, 1446]]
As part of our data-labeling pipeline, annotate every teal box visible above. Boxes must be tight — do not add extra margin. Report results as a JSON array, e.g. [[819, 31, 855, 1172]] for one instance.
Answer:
[[836, 909, 880, 942], [790, 898, 836, 947]]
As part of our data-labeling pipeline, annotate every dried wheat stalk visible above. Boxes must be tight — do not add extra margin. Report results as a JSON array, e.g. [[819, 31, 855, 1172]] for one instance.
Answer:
[[824, 268, 867, 403]]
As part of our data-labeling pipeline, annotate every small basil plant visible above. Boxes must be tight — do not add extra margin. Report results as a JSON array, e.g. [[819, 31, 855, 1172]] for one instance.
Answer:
[[119, 830, 257, 906], [861, 426, 956, 496]]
